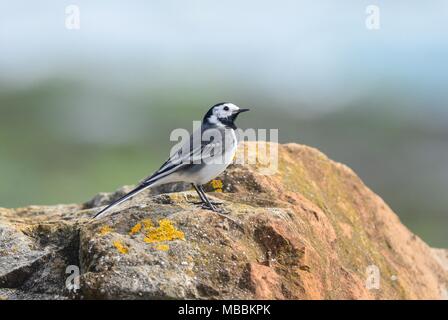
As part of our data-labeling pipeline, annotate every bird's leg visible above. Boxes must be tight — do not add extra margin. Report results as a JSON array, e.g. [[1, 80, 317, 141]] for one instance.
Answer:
[[197, 185, 217, 211], [189, 184, 241, 228], [190, 183, 222, 206], [191, 183, 207, 204], [198, 186, 242, 228], [199, 185, 224, 205]]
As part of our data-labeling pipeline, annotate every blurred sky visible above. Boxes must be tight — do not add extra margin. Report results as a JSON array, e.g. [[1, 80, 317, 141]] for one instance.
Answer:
[[2, 1, 448, 113], [0, 1, 447, 246]]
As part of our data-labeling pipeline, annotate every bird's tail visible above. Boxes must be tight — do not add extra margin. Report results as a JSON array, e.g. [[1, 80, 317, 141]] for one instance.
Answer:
[[93, 183, 152, 219]]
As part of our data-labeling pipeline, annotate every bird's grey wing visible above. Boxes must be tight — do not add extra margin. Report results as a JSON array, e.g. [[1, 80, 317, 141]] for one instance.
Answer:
[[140, 128, 206, 184], [184, 126, 230, 165], [141, 127, 229, 185]]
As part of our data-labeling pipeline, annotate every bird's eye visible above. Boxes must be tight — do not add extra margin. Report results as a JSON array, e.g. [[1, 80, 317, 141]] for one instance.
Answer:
[[223, 106, 229, 111]]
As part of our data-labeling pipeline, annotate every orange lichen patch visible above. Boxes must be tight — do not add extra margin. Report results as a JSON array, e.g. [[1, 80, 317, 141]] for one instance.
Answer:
[[211, 179, 223, 192], [129, 222, 142, 235], [155, 244, 170, 251], [99, 225, 113, 236], [143, 219, 185, 243], [113, 240, 129, 254]]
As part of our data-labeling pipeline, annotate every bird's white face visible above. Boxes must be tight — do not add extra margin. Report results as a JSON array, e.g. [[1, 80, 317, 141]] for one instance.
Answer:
[[204, 102, 249, 129], [212, 103, 240, 120]]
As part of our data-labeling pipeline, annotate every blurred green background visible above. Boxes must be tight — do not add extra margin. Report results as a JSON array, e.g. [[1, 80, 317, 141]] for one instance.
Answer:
[[1, 1, 447, 246]]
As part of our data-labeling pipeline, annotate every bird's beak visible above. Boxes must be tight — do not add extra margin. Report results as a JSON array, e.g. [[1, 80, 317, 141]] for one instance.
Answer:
[[236, 108, 250, 114]]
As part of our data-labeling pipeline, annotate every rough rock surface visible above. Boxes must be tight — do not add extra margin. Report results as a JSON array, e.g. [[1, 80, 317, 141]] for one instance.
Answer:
[[0, 142, 447, 300]]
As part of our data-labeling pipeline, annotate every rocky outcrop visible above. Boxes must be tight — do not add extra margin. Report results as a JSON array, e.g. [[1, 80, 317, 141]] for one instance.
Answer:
[[0, 142, 447, 300]]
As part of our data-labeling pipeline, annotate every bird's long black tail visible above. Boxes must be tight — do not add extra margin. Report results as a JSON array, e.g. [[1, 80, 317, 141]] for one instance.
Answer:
[[93, 183, 152, 219]]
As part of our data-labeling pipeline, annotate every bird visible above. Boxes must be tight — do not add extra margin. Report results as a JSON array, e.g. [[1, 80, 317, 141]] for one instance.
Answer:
[[93, 102, 249, 220]]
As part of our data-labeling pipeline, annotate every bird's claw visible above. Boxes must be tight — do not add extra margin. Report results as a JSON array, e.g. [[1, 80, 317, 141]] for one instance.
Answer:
[[189, 201, 224, 206], [200, 203, 218, 211], [200, 204, 243, 229], [201, 203, 234, 215]]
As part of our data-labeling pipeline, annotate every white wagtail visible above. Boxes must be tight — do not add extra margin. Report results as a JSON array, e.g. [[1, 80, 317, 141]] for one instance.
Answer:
[[93, 102, 249, 220]]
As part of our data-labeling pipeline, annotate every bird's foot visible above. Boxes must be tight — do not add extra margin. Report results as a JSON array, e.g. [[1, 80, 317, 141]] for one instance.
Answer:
[[200, 203, 218, 211], [200, 204, 243, 229], [190, 201, 224, 206]]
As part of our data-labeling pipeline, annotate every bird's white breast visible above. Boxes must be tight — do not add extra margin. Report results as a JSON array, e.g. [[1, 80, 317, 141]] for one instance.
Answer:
[[194, 129, 237, 184]]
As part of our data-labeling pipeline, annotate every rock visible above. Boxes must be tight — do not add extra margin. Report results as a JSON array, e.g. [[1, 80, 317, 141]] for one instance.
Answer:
[[0, 142, 447, 299]]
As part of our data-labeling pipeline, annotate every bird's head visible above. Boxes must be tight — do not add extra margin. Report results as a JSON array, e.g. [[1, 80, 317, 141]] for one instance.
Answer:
[[203, 102, 250, 129]]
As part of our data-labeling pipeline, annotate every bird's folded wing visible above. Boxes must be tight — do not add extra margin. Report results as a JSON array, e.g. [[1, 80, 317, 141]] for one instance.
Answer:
[[140, 133, 224, 185]]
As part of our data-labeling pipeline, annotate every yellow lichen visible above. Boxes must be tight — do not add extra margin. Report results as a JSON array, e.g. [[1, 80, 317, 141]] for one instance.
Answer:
[[211, 179, 223, 192], [143, 219, 185, 243], [142, 219, 153, 230], [129, 219, 154, 235], [99, 225, 113, 236], [155, 244, 170, 251], [113, 240, 129, 254], [129, 222, 142, 235]]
